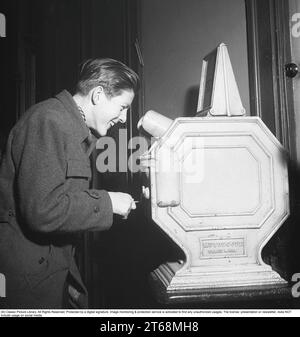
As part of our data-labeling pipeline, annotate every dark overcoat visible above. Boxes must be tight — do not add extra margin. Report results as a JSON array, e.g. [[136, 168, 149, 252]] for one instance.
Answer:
[[0, 90, 113, 308]]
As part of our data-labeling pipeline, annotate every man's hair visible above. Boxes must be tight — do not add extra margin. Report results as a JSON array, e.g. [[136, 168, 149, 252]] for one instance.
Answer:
[[76, 58, 139, 97]]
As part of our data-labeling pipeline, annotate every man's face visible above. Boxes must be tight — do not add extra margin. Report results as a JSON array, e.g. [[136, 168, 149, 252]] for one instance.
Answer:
[[92, 88, 135, 136]]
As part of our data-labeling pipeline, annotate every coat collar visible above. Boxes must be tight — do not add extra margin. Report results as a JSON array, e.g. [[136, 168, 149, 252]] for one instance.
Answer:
[[55, 90, 91, 144]]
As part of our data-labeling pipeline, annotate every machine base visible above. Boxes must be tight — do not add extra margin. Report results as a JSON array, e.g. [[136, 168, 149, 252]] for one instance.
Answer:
[[149, 261, 289, 305]]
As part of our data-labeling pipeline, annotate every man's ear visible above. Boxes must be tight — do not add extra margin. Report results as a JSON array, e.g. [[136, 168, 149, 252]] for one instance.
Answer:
[[91, 86, 104, 105]]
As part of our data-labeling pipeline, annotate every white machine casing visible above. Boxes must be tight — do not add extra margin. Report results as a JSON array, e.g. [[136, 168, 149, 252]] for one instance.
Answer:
[[138, 43, 290, 302]]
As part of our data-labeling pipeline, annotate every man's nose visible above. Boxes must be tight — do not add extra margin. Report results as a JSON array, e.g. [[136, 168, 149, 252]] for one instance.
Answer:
[[119, 110, 127, 123]]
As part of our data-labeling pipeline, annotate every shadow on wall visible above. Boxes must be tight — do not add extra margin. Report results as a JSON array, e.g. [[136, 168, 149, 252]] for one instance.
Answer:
[[262, 158, 300, 285], [183, 85, 200, 117]]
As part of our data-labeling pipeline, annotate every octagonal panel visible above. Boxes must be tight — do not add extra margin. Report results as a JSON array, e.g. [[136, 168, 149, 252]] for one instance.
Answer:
[[149, 117, 289, 234], [181, 146, 260, 215]]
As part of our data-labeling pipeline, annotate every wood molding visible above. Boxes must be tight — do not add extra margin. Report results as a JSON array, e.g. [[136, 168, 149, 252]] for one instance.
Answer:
[[245, 0, 262, 119], [245, 0, 296, 159]]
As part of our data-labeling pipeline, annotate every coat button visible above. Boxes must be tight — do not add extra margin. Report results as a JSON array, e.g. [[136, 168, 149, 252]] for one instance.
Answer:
[[8, 210, 14, 217], [94, 206, 100, 213], [38, 257, 45, 264]]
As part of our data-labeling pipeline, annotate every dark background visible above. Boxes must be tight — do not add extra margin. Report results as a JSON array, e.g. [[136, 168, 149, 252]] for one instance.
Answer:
[[0, 0, 179, 309]]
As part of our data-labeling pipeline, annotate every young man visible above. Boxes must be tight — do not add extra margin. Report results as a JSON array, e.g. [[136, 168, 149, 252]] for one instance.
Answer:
[[0, 58, 139, 308]]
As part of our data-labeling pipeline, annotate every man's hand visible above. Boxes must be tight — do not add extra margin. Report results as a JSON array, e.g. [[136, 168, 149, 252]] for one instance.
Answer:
[[108, 192, 136, 218]]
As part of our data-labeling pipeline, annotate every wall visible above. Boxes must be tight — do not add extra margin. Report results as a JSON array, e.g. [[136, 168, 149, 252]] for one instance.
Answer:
[[140, 0, 250, 119]]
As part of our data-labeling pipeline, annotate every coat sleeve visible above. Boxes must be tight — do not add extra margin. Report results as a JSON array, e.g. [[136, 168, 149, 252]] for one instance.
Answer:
[[11, 112, 113, 233]]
